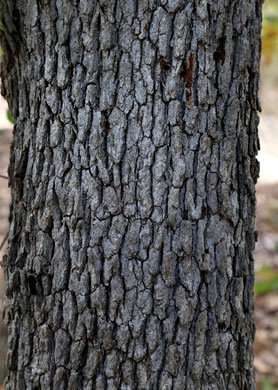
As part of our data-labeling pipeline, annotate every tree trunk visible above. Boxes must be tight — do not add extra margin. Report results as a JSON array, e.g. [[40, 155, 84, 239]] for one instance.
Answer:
[[0, 1, 262, 389]]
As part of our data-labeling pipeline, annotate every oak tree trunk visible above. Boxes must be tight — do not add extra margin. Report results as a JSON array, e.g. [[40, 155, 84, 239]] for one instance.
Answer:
[[0, 0, 262, 389]]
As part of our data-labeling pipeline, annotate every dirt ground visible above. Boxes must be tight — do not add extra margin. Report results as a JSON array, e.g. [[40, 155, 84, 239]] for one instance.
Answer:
[[0, 92, 278, 388]]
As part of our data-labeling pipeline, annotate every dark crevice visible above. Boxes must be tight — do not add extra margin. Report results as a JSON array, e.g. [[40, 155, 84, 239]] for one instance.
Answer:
[[179, 51, 194, 106], [27, 275, 38, 295], [213, 37, 226, 65]]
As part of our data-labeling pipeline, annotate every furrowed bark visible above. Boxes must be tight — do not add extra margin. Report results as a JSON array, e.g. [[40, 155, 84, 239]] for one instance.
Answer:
[[0, 0, 262, 389]]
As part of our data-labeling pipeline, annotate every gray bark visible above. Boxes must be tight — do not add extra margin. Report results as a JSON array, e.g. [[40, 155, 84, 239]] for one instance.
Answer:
[[0, 0, 262, 389]]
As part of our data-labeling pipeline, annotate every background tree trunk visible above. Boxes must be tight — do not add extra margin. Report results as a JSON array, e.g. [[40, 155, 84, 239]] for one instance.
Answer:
[[0, 0, 262, 389]]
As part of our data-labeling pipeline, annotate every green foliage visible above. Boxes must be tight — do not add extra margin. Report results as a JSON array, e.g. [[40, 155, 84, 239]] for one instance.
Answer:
[[254, 265, 278, 295], [7, 109, 14, 124], [262, 377, 276, 390], [262, 0, 278, 65]]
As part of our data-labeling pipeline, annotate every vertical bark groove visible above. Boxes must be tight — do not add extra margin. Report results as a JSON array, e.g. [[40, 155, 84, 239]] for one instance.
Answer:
[[0, 0, 262, 389]]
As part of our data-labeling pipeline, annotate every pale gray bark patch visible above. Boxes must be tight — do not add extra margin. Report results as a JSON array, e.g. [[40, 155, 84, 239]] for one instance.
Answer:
[[0, 0, 262, 389]]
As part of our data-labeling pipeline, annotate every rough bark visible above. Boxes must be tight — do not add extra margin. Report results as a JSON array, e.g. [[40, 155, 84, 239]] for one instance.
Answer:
[[0, 0, 262, 389]]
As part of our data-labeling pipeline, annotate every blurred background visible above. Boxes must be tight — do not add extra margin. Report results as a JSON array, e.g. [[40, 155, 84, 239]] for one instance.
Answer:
[[1, 1, 278, 389], [254, 1, 278, 389]]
